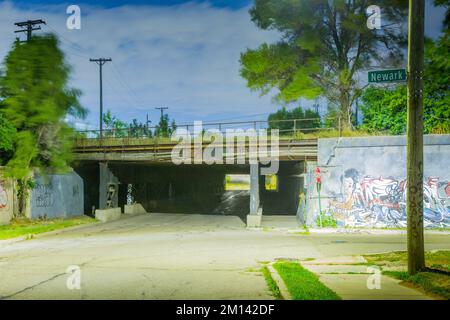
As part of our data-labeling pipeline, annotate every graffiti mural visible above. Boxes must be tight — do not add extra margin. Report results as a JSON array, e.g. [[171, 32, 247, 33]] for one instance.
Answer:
[[0, 180, 8, 209], [327, 169, 450, 228]]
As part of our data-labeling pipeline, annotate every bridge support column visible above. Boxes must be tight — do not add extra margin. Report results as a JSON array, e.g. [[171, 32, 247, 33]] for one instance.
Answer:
[[247, 163, 262, 227], [99, 162, 120, 210]]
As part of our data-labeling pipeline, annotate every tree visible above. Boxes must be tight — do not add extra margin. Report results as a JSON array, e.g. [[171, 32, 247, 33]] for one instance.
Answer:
[[240, 0, 408, 129], [268, 106, 320, 133], [359, 27, 450, 134], [154, 114, 176, 138], [0, 35, 85, 215], [102, 110, 128, 137], [129, 118, 152, 138], [0, 112, 16, 165]]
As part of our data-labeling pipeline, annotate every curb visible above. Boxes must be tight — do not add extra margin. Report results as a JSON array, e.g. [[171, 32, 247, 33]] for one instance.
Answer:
[[0, 213, 150, 246], [0, 221, 99, 246], [308, 228, 450, 235], [267, 263, 292, 300]]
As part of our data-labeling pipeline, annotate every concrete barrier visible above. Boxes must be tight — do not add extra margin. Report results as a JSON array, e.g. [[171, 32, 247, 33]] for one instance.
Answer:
[[124, 203, 147, 215], [95, 207, 122, 223]]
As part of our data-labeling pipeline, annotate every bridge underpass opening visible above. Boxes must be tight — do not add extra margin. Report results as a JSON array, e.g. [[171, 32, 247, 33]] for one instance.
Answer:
[[75, 161, 306, 223]]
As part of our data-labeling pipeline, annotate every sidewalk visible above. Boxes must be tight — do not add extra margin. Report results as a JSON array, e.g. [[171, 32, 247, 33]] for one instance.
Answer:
[[301, 256, 434, 300]]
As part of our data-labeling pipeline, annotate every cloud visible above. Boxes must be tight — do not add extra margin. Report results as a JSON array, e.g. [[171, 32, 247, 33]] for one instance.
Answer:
[[0, 1, 281, 129], [0, 1, 446, 130]]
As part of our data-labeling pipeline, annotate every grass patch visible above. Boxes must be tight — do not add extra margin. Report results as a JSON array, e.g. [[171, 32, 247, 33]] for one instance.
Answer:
[[261, 266, 282, 300], [364, 250, 450, 272], [273, 261, 341, 300], [0, 216, 97, 240], [364, 251, 450, 299], [383, 270, 450, 299]]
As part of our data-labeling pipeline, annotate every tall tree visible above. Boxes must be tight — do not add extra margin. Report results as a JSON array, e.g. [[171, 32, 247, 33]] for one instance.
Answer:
[[240, 0, 408, 129], [0, 35, 85, 179]]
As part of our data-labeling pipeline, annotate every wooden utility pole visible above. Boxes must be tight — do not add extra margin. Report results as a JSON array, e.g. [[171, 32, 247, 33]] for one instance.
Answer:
[[155, 107, 169, 120], [90, 58, 112, 138], [14, 19, 46, 42], [407, 0, 425, 275]]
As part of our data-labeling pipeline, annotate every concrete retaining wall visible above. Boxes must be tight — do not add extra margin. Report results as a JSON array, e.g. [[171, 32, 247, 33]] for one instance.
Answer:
[[28, 171, 84, 219], [313, 135, 450, 228], [0, 168, 15, 225]]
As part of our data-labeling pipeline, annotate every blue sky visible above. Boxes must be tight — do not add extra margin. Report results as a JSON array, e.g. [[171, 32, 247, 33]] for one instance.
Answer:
[[12, 0, 251, 9], [0, 1, 447, 130]]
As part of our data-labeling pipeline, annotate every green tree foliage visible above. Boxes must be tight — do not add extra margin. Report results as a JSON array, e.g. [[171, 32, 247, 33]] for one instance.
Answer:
[[102, 110, 128, 137], [154, 114, 176, 138], [0, 35, 85, 179], [359, 86, 408, 134], [129, 119, 152, 138], [240, 0, 408, 129], [359, 18, 450, 135], [0, 112, 16, 165], [268, 106, 320, 132]]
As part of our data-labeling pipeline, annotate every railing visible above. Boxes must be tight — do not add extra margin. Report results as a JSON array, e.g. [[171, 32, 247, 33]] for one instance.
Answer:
[[74, 117, 340, 141]]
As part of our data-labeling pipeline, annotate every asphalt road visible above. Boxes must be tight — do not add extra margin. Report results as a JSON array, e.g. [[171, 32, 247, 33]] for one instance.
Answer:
[[0, 213, 449, 300]]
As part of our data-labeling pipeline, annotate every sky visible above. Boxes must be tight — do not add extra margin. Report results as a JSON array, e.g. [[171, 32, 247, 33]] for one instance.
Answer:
[[0, 0, 446, 131]]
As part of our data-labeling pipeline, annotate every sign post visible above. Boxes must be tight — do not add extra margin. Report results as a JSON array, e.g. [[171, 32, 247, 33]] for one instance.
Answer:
[[315, 167, 322, 228]]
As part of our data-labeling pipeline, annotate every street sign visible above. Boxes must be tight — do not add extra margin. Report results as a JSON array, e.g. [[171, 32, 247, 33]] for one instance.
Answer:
[[368, 69, 407, 83]]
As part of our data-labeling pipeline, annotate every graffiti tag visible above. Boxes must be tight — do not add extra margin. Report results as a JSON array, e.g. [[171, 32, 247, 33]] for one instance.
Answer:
[[0, 181, 8, 209]]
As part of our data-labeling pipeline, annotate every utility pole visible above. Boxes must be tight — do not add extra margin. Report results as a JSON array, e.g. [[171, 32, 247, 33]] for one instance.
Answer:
[[90, 58, 112, 138], [146, 114, 152, 131], [155, 107, 169, 120], [407, 0, 425, 275], [14, 19, 46, 42]]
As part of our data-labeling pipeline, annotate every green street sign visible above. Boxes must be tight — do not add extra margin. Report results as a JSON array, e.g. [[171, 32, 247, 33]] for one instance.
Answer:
[[368, 69, 407, 83]]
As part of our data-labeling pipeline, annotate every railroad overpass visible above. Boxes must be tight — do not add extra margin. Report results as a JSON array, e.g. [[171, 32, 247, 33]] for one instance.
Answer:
[[72, 119, 324, 226]]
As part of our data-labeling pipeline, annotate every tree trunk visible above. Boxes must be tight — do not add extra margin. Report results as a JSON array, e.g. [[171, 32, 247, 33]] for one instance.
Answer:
[[339, 87, 353, 130]]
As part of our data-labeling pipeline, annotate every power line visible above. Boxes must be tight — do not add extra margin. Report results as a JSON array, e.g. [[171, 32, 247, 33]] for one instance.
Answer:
[[111, 61, 145, 107], [14, 19, 46, 42]]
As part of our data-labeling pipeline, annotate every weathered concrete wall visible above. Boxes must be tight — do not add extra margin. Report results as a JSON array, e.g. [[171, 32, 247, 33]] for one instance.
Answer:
[[314, 135, 450, 228], [74, 162, 99, 216], [0, 168, 15, 225], [29, 171, 84, 219]]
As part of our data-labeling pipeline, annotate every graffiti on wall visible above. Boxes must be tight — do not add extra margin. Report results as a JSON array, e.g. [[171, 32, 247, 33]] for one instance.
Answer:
[[0, 180, 8, 209], [327, 169, 450, 228], [34, 183, 54, 208]]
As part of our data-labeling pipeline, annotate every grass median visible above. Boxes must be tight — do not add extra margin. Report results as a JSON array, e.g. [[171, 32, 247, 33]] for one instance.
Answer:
[[0, 216, 97, 240], [272, 261, 341, 300]]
